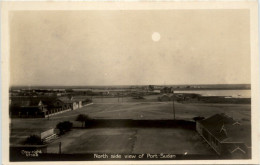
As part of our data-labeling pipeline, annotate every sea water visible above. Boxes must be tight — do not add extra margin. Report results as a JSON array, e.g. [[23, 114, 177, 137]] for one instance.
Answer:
[[175, 90, 251, 98]]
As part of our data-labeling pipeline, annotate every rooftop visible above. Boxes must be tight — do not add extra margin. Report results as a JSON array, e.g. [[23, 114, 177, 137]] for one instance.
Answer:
[[198, 113, 251, 146], [10, 96, 57, 107]]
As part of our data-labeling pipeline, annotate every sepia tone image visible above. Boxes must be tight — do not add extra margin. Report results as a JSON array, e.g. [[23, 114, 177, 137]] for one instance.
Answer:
[[6, 7, 254, 162]]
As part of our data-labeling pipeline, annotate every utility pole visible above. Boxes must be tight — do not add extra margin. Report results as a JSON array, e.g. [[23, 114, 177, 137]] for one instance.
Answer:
[[59, 142, 62, 154], [172, 91, 175, 120]]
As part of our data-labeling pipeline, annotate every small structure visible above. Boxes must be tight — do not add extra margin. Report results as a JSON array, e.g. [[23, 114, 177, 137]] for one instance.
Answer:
[[152, 90, 161, 94], [56, 97, 78, 110], [158, 94, 174, 102], [41, 128, 58, 143], [56, 97, 86, 110], [196, 113, 251, 159]]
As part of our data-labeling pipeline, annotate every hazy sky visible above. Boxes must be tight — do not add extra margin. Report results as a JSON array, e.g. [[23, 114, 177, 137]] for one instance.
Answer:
[[10, 10, 250, 86]]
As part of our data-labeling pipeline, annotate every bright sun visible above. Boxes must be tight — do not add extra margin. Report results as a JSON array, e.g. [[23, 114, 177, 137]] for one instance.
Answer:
[[152, 32, 161, 42]]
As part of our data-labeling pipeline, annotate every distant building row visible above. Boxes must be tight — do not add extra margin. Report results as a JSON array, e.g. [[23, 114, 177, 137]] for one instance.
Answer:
[[157, 94, 251, 104], [158, 93, 201, 102], [9, 96, 92, 118]]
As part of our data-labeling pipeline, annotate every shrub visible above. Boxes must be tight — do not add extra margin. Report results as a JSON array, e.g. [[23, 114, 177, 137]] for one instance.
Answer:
[[56, 121, 73, 135], [24, 135, 43, 145], [76, 114, 91, 127]]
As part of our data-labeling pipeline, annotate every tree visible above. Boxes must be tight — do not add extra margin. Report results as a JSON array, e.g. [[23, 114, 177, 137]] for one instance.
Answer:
[[148, 85, 154, 91], [76, 114, 90, 128], [56, 121, 73, 135], [24, 135, 43, 145]]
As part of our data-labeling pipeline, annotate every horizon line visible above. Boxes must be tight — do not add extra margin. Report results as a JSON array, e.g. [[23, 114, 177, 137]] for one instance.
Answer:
[[10, 83, 251, 87]]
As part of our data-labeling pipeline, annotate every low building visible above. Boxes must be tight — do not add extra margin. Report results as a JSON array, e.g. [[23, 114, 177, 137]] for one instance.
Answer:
[[56, 97, 78, 110], [10, 96, 92, 118], [10, 96, 71, 118], [10, 97, 48, 117], [160, 87, 172, 93], [56, 97, 88, 110], [196, 113, 251, 159]]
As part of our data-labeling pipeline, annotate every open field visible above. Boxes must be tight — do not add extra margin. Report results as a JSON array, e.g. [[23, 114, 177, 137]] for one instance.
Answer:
[[10, 97, 251, 145], [78, 95, 160, 103], [10, 95, 251, 158], [47, 128, 215, 155]]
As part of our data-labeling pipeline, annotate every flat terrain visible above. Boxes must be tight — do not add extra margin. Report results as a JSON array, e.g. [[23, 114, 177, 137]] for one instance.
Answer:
[[10, 96, 251, 155], [47, 128, 215, 155], [11, 98, 251, 130]]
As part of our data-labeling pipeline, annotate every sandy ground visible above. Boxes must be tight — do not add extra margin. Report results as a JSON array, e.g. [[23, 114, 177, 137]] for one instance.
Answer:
[[10, 97, 251, 146], [47, 128, 215, 155]]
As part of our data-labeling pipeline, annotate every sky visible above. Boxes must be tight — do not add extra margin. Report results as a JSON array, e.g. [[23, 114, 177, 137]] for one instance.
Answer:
[[9, 10, 250, 86]]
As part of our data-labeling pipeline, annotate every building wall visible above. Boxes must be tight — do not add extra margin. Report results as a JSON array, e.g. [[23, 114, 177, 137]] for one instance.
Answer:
[[10, 106, 46, 118], [78, 101, 82, 108], [196, 122, 221, 155], [196, 122, 203, 135], [40, 129, 54, 139], [72, 102, 78, 110]]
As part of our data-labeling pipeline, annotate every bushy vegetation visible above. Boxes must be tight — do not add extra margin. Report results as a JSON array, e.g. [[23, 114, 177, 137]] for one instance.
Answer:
[[76, 114, 91, 127], [56, 121, 73, 135], [24, 135, 43, 145]]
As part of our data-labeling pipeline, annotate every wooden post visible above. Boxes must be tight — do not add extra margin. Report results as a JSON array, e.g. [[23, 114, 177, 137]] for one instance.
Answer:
[[59, 142, 62, 154]]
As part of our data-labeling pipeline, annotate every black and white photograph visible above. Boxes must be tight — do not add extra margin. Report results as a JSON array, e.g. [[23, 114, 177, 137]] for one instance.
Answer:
[[1, 1, 259, 164]]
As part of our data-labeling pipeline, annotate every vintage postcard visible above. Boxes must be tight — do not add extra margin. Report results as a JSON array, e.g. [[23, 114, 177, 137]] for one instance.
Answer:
[[1, 1, 259, 164]]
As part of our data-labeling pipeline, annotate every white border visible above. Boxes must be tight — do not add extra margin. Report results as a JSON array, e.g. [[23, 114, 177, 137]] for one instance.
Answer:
[[1, 1, 259, 165]]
